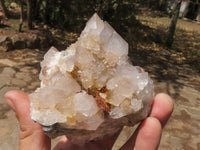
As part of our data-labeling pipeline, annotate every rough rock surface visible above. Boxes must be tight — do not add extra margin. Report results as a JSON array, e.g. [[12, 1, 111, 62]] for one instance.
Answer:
[[29, 13, 154, 144], [11, 35, 26, 49], [0, 36, 13, 51]]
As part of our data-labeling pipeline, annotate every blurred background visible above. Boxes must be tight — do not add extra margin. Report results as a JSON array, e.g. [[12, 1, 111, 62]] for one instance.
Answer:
[[0, 0, 199, 149]]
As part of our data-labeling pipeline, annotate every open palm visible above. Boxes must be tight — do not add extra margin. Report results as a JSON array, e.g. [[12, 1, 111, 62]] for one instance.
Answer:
[[5, 91, 173, 150]]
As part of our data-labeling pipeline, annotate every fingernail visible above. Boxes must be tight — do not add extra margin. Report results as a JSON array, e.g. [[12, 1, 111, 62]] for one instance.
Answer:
[[5, 98, 16, 112]]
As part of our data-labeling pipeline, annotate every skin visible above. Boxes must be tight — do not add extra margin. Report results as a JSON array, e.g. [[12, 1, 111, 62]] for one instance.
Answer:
[[4, 91, 173, 150]]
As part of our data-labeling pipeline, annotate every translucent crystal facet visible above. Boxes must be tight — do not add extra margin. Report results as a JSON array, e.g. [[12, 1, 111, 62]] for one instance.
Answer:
[[29, 13, 154, 144]]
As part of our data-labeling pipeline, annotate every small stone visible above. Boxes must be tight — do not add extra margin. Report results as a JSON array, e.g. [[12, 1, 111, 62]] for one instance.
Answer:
[[0, 59, 17, 67], [0, 36, 13, 51], [31, 68, 38, 74], [11, 78, 26, 88], [15, 72, 32, 82], [27, 35, 40, 49], [19, 66, 32, 73], [11, 35, 26, 49], [1, 67, 16, 77], [29, 13, 154, 145], [0, 77, 10, 88], [0, 36, 9, 44], [0, 67, 16, 88], [27, 82, 40, 90]]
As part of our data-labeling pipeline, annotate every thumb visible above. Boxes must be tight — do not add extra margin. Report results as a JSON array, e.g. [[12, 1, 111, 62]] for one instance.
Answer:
[[4, 90, 51, 150]]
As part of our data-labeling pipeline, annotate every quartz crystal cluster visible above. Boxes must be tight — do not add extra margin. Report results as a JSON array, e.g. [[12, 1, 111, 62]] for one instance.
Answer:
[[29, 13, 154, 144]]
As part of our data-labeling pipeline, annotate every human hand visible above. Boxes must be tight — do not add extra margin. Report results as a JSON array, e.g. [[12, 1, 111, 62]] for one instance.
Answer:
[[5, 91, 173, 150]]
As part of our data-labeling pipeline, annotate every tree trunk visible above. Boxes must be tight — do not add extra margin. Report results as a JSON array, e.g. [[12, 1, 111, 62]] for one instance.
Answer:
[[158, 0, 166, 10], [19, 0, 24, 32], [195, 3, 200, 22], [179, 1, 190, 18], [27, 0, 33, 29], [96, 0, 104, 18], [166, 1, 182, 47], [32, 0, 42, 20], [159, 0, 164, 7], [44, 0, 49, 24], [0, 0, 9, 18]]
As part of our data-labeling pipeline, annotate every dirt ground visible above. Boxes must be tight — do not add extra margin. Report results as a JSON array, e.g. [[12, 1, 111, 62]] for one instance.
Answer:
[[0, 12, 200, 149]]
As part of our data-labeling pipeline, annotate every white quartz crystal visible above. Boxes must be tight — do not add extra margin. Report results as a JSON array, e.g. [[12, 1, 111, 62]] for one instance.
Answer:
[[29, 13, 154, 144], [73, 93, 99, 117]]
